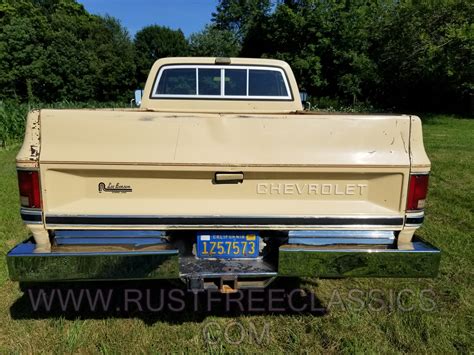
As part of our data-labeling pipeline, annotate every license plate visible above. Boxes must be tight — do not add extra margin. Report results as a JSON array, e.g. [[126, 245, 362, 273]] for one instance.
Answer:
[[197, 232, 259, 259]]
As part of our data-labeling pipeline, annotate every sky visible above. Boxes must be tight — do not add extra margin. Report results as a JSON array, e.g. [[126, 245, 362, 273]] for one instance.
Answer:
[[77, 0, 218, 38]]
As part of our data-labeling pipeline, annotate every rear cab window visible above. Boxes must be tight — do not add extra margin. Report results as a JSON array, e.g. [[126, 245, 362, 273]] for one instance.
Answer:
[[152, 65, 292, 100]]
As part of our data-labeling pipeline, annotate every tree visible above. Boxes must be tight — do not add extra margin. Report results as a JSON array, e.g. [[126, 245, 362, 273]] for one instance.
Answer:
[[93, 16, 136, 101], [212, 0, 272, 41], [0, 1, 53, 101], [189, 25, 240, 57], [370, 0, 473, 111], [0, 0, 136, 102], [212, 0, 472, 112], [134, 25, 189, 86], [250, 1, 380, 102]]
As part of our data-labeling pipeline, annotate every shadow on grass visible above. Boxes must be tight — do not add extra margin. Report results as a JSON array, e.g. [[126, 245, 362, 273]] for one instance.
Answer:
[[10, 278, 327, 325]]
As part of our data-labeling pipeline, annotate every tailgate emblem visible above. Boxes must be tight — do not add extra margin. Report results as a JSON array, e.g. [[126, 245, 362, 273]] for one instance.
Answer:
[[98, 182, 133, 193]]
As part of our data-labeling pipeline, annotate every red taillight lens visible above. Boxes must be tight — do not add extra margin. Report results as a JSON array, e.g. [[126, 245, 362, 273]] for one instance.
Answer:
[[407, 174, 429, 211], [17, 170, 41, 208]]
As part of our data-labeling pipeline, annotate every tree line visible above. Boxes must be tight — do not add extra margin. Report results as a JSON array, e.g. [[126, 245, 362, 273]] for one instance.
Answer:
[[0, 0, 472, 113]]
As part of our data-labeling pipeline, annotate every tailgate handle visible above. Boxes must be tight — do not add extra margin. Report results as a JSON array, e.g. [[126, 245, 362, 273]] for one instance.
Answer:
[[214, 172, 244, 184]]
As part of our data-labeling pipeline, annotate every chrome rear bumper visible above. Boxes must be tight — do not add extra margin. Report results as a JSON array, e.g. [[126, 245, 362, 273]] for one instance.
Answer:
[[7, 235, 179, 282], [7, 231, 440, 283]]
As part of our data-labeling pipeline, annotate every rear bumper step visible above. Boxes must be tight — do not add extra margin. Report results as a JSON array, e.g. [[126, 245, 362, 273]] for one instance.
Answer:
[[180, 257, 277, 278], [181, 257, 277, 291], [7, 234, 440, 282]]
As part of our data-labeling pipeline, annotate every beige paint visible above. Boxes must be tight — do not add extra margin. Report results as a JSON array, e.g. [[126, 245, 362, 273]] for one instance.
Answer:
[[16, 110, 40, 169], [398, 226, 418, 245], [38, 109, 412, 230], [409, 116, 431, 172], [16, 57, 431, 243], [27, 224, 50, 252], [41, 165, 407, 227], [39, 110, 411, 167]]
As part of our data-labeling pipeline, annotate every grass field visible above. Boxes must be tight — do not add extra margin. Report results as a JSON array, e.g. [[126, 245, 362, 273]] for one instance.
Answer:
[[0, 115, 472, 353]]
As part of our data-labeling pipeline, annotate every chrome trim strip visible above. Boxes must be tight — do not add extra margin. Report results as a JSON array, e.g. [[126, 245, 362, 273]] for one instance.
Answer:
[[281, 241, 439, 253], [54, 231, 169, 247], [20, 208, 42, 223], [405, 223, 423, 228], [288, 230, 396, 246], [406, 211, 425, 218], [45, 215, 404, 227], [46, 224, 403, 231], [405, 216, 424, 225], [10, 250, 179, 257], [8, 244, 178, 257], [54, 238, 167, 246], [20, 208, 42, 215], [54, 230, 167, 237], [45, 213, 403, 219], [405, 211, 424, 226], [288, 230, 395, 239], [288, 238, 394, 246]]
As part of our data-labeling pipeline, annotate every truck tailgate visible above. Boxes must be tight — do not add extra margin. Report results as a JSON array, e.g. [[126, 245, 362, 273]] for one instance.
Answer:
[[39, 110, 411, 230]]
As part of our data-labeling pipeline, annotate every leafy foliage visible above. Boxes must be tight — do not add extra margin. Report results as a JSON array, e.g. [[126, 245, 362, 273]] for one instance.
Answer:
[[0, 0, 136, 103], [189, 25, 240, 57], [134, 25, 189, 86], [212, 0, 272, 41], [370, 1, 473, 111]]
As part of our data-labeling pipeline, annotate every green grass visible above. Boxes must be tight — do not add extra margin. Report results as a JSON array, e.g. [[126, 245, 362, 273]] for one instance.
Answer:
[[0, 115, 472, 353]]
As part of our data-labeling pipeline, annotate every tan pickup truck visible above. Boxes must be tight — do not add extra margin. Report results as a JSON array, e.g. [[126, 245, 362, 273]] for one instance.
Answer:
[[8, 57, 440, 292]]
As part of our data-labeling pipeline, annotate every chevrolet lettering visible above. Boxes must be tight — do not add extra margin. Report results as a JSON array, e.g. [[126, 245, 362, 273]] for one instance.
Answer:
[[256, 183, 368, 196]]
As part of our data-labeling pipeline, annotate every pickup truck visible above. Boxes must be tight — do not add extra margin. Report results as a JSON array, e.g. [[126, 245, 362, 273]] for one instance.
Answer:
[[8, 57, 440, 292]]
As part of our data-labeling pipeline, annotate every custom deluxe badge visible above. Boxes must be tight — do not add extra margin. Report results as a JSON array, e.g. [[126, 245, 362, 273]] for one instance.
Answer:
[[98, 182, 133, 193]]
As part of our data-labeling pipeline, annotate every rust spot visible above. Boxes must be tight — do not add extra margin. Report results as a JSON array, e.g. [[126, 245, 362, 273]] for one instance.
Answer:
[[30, 145, 39, 159]]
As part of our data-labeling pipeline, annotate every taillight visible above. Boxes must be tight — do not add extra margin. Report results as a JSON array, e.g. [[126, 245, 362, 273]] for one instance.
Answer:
[[17, 170, 41, 208], [406, 174, 429, 211]]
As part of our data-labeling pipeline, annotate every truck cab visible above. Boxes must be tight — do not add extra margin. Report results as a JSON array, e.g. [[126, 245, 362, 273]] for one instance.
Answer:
[[8, 57, 440, 292]]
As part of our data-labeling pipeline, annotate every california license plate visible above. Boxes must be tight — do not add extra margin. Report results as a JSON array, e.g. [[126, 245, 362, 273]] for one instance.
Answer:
[[197, 232, 259, 259]]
